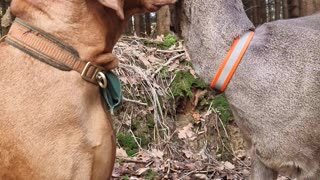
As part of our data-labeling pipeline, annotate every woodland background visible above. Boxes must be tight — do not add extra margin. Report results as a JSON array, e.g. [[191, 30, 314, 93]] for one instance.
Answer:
[[1, 0, 320, 179]]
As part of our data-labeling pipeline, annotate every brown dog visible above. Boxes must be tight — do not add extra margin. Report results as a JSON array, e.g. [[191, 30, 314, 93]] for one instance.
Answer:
[[0, 0, 175, 179]]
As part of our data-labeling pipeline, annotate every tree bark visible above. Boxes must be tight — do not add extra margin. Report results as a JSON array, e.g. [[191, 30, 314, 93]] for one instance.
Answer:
[[275, 0, 281, 20], [268, 0, 274, 21], [139, 14, 145, 37], [299, 0, 314, 16], [259, 0, 267, 24], [134, 15, 140, 36], [145, 13, 152, 36], [242, 0, 253, 23], [124, 17, 133, 35], [173, 0, 183, 36], [289, 0, 300, 18], [134, 15, 145, 37], [252, 0, 259, 25], [315, 0, 320, 11], [282, 0, 289, 19], [156, 5, 171, 36]]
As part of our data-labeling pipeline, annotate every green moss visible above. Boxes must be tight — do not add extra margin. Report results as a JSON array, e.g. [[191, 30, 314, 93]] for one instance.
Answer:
[[144, 169, 157, 180], [142, 34, 178, 50], [180, 60, 194, 67], [131, 120, 140, 131], [147, 118, 155, 129], [158, 66, 169, 78], [170, 71, 207, 98], [212, 95, 233, 124], [117, 133, 139, 156], [161, 34, 177, 50], [121, 175, 129, 180], [139, 135, 149, 147]]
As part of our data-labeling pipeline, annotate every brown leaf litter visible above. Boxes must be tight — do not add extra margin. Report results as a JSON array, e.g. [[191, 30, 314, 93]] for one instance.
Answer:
[[111, 36, 290, 180]]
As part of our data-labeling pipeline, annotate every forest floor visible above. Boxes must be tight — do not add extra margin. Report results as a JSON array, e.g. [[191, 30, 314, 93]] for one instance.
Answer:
[[110, 35, 290, 180]]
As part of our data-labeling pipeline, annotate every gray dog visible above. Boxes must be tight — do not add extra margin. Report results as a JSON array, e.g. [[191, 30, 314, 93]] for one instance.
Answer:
[[179, 0, 320, 179]]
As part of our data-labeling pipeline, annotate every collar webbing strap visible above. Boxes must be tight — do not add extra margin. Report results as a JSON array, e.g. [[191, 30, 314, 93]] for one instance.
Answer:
[[4, 18, 123, 111], [210, 31, 254, 92], [5, 18, 106, 87]]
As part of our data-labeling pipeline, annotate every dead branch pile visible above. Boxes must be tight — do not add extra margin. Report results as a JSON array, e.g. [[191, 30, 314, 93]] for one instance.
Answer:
[[111, 36, 251, 179]]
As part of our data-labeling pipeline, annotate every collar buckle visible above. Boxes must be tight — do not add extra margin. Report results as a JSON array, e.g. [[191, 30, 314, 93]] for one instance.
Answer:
[[81, 62, 107, 88]]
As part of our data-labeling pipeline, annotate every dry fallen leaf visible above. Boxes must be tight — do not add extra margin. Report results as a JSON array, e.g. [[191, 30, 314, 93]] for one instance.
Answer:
[[116, 147, 128, 158], [194, 174, 208, 180], [151, 148, 164, 159], [192, 89, 208, 108], [185, 163, 197, 171], [192, 112, 201, 124], [182, 149, 193, 159], [178, 123, 196, 139], [138, 55, 151, 67], [224, 161, 235, 170], [135, 167, 149, 176]]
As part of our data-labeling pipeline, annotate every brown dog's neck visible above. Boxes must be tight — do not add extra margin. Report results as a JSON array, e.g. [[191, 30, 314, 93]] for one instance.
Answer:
[[10, 0, 123, 66]]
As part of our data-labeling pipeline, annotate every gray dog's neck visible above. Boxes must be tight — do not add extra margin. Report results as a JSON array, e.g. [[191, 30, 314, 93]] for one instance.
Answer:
[[181, 0, 254, 84]]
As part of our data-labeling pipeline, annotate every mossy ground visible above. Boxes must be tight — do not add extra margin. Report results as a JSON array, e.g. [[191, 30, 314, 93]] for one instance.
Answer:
[[143, 33, 178, 50], [112, 36, 246, 179]]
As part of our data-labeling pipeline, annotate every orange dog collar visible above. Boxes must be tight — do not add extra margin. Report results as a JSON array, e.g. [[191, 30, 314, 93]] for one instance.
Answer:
[[210, 31, 254, 92]]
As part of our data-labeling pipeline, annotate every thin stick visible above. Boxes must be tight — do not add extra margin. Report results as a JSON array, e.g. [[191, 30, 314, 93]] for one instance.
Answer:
[[151, 53, 185, 78], [117, 157, 150, 164], [156, 49, 185, 53], [129, 129, 143, 150], [123, 97, 148, 106]]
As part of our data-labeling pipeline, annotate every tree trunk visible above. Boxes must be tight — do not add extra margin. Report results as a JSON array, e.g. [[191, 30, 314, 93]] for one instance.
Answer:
[[156, 5, 171, 36], [275, 0, 281, 20], [268, 0, 274, 21], [173, 0, 183, 36], [252, 0, 259, 25], [242, 0, 253, 23], [289, 0, 300, 18], [134, 15, 145, 37], [299, 0, 314, 16], [282, 0, 289, 19], [315, 0, 320, 11], [139, 14, 145, 37], [134, 15, 140, 36], [259, 0, 267, 24], [145, 13, 152, 36], [124, 17, 133, 35]]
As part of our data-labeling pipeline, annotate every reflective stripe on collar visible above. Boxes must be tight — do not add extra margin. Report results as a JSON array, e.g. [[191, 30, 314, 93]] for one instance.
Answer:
[[210, 31, 254, 92]]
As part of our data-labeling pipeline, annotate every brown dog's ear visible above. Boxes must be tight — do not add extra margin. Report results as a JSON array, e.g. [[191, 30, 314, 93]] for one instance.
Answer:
[[98, 0, 125, 19]]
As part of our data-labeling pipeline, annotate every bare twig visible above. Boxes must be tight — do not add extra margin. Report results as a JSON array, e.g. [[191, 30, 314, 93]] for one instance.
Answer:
[[151, 53, 185, 78], [156, 49, 185, 53], [123, 97, 148, 106], [116, 157, 150, 164]]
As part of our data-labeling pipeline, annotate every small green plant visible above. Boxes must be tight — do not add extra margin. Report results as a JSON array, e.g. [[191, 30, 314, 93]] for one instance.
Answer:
[[212, 95, 233, 124], [161, 34, 177, 49], [171, 71, 207, 98], [117, 133, 139, 156], [121, 175, 129, 180], [144, 169, 157, 180], [147, 118, 155, 129], [143, 34, 178, 50]]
